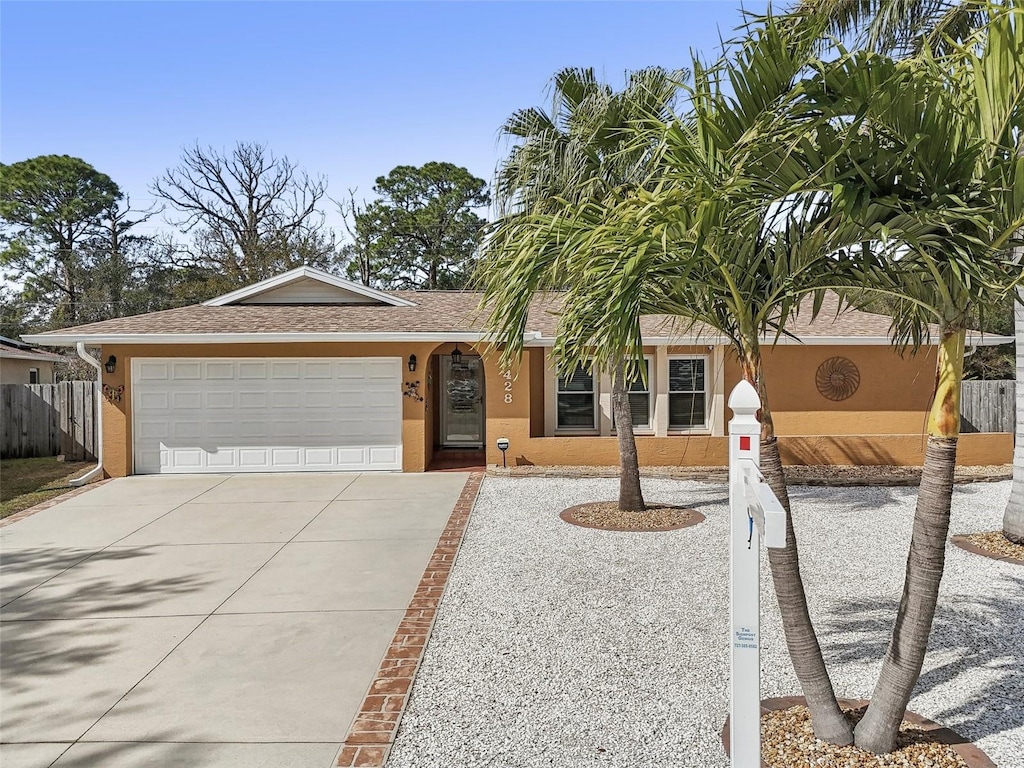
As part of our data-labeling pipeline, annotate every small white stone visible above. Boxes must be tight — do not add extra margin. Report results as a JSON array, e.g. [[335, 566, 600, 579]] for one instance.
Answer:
[[385, 477, 1022, 768]]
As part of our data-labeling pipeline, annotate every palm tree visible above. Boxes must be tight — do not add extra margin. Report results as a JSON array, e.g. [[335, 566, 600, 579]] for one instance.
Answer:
[[1007, 285, 1024, 543], [485, 16, 865, 745], [803, 7, 1024, 750], [803, 0, 1024, 561], [484, 66, 684, 512], [488, 7, 1022, 753]]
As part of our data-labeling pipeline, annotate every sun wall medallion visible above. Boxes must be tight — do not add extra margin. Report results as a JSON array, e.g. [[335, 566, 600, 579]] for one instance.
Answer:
[[815, 357, 860, 401]]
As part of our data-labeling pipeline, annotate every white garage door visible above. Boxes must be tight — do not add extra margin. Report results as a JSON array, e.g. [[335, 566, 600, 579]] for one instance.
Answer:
[[132, 357, 403, 474]]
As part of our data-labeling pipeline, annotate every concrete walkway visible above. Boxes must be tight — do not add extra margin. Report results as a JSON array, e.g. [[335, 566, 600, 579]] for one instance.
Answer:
[[0, 472, 470, 768]]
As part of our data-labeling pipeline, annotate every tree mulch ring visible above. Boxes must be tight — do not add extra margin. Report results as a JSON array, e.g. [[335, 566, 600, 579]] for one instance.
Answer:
[[559, 502, 704, 532], [722, 697, 995, 768], [951, 532, 1024, 565]]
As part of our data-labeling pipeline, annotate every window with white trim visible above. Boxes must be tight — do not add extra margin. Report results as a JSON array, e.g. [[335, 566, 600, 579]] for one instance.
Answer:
[[668, 356, 708, 429], [556, 363, 597, 430], [29, 368, 39, 384], [612, 357, 653, 431]]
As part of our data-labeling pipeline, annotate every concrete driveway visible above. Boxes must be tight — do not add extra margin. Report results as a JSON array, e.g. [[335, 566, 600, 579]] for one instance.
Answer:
[[0, 472, 470, 768]]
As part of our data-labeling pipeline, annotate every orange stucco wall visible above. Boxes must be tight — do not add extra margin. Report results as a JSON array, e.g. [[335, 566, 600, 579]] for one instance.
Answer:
[[97, 340, 1009, 478], [754, 345, 938, 435], [486, 343, 1008, 468]]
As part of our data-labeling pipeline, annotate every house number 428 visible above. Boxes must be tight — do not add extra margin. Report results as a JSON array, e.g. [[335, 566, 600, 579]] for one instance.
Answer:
[[501, 370, 513, 403]]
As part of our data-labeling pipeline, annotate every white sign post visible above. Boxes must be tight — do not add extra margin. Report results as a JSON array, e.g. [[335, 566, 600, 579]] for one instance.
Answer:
[[727, 380, 787, 768]]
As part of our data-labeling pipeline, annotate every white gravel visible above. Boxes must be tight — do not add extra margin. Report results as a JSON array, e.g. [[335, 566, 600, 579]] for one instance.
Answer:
[[387, 477, 1024, 768]]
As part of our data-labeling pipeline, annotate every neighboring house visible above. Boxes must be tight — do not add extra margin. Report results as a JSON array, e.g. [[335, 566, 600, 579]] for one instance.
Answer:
[[22, 266, 1014, 477], [0, 336, 64, 385]]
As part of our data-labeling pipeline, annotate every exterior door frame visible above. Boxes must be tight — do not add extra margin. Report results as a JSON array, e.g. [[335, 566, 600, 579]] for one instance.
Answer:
[[439, 354, 485, 448]]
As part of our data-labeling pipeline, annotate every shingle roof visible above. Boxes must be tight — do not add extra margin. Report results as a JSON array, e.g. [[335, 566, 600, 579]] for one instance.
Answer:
[[23, 290, 1002, 345], [0, 337, 66, 362]]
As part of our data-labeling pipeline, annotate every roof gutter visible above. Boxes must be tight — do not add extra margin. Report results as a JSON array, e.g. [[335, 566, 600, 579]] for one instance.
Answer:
[[529, 334, 1015, 347], [69, 342, 103, 487], [22, 331, 546, 346]]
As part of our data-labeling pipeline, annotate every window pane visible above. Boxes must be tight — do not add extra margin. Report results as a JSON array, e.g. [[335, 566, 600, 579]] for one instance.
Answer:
[[669, 393, 706, 428], [557, 393, 595, 427], [669, 359, 704, 393], [558, 365, 594, 393], [628, 393, 650, 426], [628, 360, 650, 392]]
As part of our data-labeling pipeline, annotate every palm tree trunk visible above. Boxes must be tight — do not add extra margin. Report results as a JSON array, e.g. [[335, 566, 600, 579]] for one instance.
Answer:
[[739, 344, 854, 745], [855, 329, 964, 753], [612, 361, 645, 512], [1003, 286, 1024, 545]]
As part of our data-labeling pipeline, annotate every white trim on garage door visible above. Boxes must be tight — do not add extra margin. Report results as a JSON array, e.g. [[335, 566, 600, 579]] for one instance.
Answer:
[[131, 357, 403, 474]]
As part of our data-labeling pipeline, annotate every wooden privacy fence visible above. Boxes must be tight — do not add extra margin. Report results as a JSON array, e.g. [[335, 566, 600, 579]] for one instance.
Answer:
[[1, 382, 97, 461], [960, 379, 1016, 434]]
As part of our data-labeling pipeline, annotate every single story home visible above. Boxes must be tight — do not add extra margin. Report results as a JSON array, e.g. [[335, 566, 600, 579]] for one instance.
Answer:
[[0, 335, 64, 385], [23, 266, 1013, 477]]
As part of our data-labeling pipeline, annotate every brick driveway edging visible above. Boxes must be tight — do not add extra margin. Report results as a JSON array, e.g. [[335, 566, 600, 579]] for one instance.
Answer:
[[0, 477, 112, 529], [334, 472, 484, 768]]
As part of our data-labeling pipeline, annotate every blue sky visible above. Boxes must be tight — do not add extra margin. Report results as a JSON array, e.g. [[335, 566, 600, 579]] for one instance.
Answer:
[[2, 1, 768, 235]]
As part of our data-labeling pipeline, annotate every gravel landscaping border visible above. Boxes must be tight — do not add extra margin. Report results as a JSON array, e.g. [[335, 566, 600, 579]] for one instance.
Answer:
[[951, 534, 1024, 566], [487, 464, 1012, 486], [388, 476, 1023, 768]]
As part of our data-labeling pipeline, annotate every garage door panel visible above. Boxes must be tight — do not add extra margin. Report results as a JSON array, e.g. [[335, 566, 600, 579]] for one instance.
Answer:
[[366, 391, 397, 408], [238, 448, 271, 468], [204, 362, 236, 379], [270, 362, 301, 379], [137, 421, 169, 440], [137, 361, 170, 380], [304, 391, 333, 408], [205, 391, 235, 409], [171, 421, 203, 440], [238, 421, 269, 439], [138, 392, 169, 410], [207, 421, 236, 439], [304, 361, 334, 379], [172, 448, 204, 469], [238, 362, 267, 379], [133, 357, 402, 474], [304, 448, 336, 467], [368, 446, 400, 464], [171, 391, 202, 410], [238, 391, 268, 409], [171, 362, 202, 380]]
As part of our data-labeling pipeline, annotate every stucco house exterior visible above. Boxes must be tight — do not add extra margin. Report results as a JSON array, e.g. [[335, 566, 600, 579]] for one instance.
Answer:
[[0, 335, 64, 385], [23, 266, 1013, 477]]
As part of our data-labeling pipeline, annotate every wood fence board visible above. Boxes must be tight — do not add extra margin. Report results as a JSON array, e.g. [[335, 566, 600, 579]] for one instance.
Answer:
[[960, 380, 1015, 434], [72, 383, 84, 462], [83, 385, 95, 460], [60, 383, 73, 458], [1, 382, 97, 460]]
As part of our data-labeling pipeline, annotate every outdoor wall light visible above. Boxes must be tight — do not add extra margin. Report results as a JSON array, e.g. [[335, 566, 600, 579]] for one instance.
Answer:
[[104, 355, 117, 374], [408, 354, 417, 372], [450, 344, 463, 365]]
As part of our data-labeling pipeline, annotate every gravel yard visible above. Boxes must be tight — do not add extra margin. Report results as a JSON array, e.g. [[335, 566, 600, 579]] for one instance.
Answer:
[[388, 477, 1024, 768]]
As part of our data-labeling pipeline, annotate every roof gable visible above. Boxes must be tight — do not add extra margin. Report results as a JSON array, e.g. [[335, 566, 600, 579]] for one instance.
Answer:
[[202, 266, 416, 307]]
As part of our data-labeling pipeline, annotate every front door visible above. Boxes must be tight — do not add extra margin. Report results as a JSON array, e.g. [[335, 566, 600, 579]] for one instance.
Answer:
[[440, 355, 484, 447]]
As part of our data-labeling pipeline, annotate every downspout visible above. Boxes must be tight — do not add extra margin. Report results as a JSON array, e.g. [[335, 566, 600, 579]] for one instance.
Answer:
[[70, 341, 103, 486]]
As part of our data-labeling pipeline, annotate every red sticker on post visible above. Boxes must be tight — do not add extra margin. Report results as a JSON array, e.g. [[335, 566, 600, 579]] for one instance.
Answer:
[[739, 436, 751, 451]]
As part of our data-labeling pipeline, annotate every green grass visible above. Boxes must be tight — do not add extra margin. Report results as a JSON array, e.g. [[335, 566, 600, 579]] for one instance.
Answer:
[[0, 457, 95, 519]]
